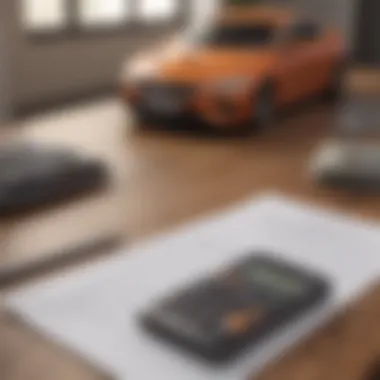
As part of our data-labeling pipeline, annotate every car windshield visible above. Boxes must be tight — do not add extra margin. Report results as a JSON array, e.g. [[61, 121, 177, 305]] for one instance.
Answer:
[[198, 24, 276, 47]]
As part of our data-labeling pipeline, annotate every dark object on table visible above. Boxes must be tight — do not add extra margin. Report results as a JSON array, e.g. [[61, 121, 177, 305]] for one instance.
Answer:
[[310, 96, 380, 192], [139, 255, 330, 363], [0, 143, 109, 216], [335, 96, 380, 137], [311, 141, 380, 192], [363, 359, 380, 380], [0, 235, 120, 289]]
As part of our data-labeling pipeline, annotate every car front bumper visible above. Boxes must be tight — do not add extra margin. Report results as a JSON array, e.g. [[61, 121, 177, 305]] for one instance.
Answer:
[[121, 85, 251, 131]]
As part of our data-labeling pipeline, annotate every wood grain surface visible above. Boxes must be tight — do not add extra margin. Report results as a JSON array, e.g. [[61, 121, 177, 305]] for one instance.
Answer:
[[3, 72, 380, 380]]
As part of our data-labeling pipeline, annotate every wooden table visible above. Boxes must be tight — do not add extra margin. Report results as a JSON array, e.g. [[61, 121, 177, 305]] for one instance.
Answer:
[[3, 87, 380, 380]]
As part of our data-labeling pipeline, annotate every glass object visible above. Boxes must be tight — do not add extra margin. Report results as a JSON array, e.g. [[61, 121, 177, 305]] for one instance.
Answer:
[[244, 264, 306, 296], [200, 24, 275, 47], [335, 95, 380, 142]]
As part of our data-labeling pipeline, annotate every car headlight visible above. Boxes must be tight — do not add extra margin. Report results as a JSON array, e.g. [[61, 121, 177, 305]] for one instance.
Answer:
[[206, 77, 251, 94], [121, 58, 157, 85]]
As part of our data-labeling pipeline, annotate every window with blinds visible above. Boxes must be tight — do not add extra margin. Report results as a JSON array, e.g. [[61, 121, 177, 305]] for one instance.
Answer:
[[21, 0, 68, 31], [21, 0, 185, 34]]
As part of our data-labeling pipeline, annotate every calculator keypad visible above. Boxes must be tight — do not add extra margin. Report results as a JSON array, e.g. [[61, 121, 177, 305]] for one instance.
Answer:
[[141, 256, 329, 362], [162, 279, 268, 337]]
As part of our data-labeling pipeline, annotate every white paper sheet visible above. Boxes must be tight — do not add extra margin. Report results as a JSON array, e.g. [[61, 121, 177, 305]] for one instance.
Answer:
[[7, 194, 380, 380]]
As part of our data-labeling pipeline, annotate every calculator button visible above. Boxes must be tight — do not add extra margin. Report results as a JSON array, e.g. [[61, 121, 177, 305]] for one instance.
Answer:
[[223, 308, 264, 335]]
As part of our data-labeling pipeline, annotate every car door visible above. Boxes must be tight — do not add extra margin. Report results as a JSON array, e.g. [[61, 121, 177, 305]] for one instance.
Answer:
[[275, 21, 328, 105]]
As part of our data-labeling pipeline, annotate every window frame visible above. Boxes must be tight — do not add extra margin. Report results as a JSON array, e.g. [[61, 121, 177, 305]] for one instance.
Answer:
[[23, 0, 190, 42]]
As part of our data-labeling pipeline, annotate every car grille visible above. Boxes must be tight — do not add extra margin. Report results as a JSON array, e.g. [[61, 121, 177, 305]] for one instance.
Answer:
[[139, 81, 194, 104]]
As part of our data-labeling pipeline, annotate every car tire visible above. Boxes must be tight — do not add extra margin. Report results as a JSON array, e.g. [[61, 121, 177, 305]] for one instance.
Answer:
[[323, 61, 347, 102], [251, 82, 276, 134], [132, 108, 154, 131]]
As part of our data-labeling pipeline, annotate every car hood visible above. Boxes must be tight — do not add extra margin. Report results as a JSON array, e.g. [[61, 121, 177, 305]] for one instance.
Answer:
[[153, 48, 277, 84]]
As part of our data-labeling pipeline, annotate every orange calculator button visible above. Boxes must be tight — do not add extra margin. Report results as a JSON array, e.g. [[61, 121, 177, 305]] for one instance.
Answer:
[[223, 308, 264, 335]]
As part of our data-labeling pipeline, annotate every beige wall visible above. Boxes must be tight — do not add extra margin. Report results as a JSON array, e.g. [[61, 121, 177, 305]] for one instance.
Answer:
[[337, 0, 359, 52], [0, 0, 12, 121], [13, 33, 175, 109], [299, 0, 359, 51], [5, 0, 186, 113]]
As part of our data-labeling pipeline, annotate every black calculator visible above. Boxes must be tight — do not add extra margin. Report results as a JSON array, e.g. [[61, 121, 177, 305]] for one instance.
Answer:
[[139, 255, 330, 363]]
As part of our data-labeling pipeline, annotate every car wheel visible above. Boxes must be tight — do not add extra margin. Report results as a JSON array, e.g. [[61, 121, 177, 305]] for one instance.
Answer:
[[251, 82, 276, 133], [132, 108, 154, 130], [323, 62, 347, 102]]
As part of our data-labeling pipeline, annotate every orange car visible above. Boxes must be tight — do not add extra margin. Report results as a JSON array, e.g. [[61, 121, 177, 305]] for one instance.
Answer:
[[121, 6, 346, 133]]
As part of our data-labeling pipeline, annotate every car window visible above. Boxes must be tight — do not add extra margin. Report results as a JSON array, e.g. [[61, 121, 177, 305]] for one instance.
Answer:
[[197, 24, 276, 47], [288, 21, 320, 42]]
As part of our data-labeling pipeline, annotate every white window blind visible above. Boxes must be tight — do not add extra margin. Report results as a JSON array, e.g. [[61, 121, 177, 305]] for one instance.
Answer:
[[139, 0, 178, 21], [21, 0, 184, 33], [78, 0, 130, 27], [21, 0, 68, 31]]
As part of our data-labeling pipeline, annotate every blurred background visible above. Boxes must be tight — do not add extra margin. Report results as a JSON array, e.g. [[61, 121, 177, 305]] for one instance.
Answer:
[[0, 0, 369, 123]]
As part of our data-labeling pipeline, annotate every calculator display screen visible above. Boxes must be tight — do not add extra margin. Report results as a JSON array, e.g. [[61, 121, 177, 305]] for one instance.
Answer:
[[244, 263, 307, 297]]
